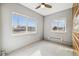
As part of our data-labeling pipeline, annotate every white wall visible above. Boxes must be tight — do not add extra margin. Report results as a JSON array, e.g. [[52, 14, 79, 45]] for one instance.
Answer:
[[44, 9, 73, 45], [0, 4, 1, 48], [0, 4, 2, 55], [1, 4, 43, 53]]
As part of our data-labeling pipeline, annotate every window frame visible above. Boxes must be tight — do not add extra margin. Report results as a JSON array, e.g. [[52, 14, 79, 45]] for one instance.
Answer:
[[51, 18, 66, 33], [11, 12, 37, 36]]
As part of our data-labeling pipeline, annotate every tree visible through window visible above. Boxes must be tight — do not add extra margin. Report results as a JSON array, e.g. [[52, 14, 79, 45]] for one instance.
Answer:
[[52, 18, 66, 32]]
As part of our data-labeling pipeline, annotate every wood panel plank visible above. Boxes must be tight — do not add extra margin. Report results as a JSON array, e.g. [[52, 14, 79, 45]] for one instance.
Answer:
[[72, 3, 79, 55]]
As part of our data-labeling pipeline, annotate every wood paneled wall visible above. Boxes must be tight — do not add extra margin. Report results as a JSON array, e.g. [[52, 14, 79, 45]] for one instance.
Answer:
[[72, 3, 79, 56]]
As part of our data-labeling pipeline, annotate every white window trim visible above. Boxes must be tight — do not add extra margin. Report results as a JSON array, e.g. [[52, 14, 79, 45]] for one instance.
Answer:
[[51, 17, 67, 33], [11, 12, 37, 36]]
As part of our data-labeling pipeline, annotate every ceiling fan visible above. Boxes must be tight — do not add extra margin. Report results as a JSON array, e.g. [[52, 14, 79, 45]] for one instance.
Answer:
[[35, 3, 52, 9]]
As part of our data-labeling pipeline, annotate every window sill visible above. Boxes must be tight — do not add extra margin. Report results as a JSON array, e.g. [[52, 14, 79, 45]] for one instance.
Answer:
[[12, 31, 37, 36], [52, 30, 66, 33]]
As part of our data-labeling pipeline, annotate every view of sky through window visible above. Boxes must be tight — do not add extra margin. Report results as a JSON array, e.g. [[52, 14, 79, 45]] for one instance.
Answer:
[[12, 14, 37, 27]]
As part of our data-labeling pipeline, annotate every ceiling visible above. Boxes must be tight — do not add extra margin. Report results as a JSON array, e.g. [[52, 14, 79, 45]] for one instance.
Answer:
[[20, 3, 73, 16]]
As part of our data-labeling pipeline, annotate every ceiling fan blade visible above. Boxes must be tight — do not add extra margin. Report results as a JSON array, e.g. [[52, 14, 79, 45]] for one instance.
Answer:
[[45, 4, 52, 8], [35, 5, 41, 9], [41, 3, 45, 5]]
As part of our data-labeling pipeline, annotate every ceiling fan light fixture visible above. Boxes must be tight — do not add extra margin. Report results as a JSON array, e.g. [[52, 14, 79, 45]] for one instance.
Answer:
[[41, 5, 45, 8], [35, 3, 52, 9]]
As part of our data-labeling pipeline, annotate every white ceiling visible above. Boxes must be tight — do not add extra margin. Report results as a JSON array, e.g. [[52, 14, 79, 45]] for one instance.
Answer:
[[20, 3, 73, 16]]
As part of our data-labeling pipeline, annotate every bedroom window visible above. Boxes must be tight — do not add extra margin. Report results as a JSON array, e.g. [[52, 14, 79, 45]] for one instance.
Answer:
[[12, 12, 37, 35], [51, 18, 66, 32], [27, 19, 37, 32], [12, 14, 27, 34]]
